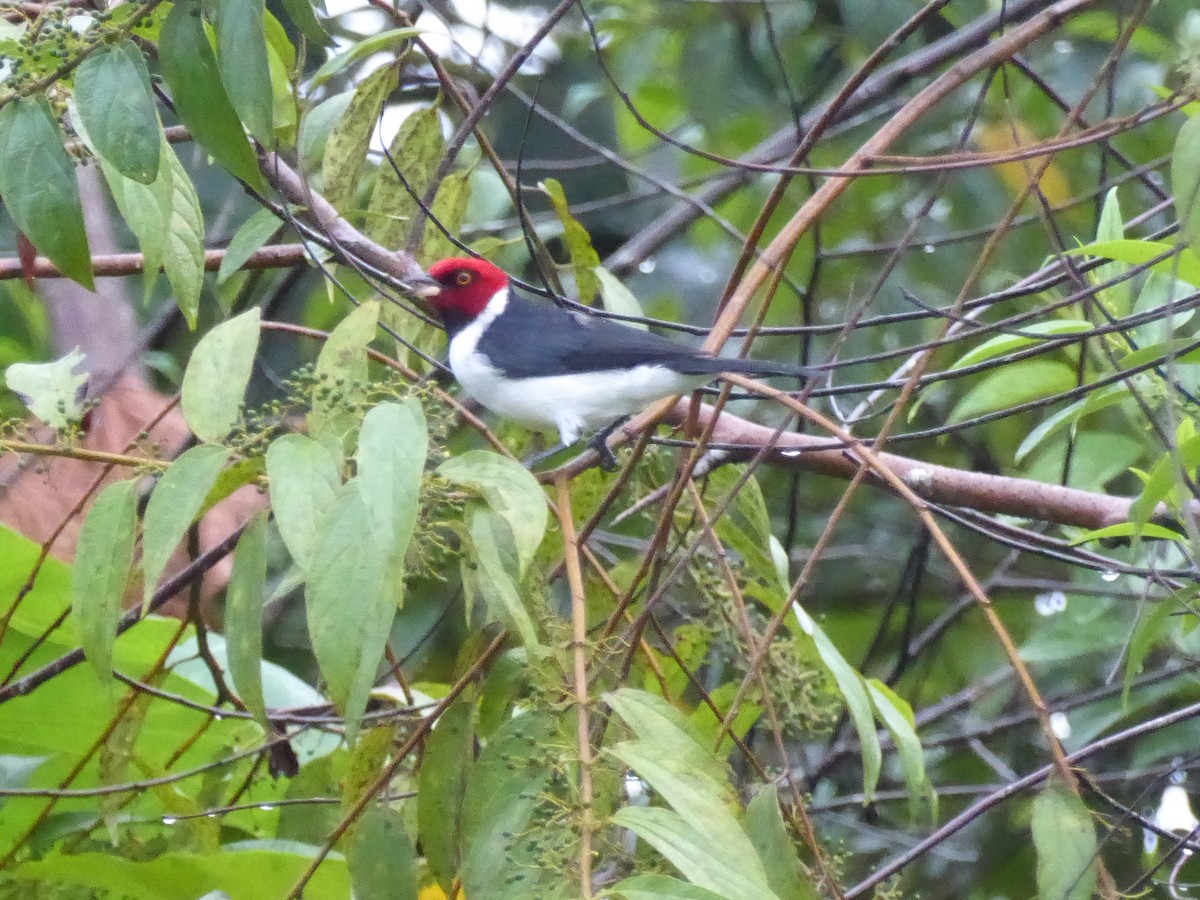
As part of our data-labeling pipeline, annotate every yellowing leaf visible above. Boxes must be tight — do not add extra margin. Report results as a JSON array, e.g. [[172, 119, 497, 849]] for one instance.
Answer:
[[976, 119, 1071, 207]]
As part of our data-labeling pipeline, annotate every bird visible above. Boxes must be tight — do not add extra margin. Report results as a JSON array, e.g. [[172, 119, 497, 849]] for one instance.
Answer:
[[420, 256, 815, 468]]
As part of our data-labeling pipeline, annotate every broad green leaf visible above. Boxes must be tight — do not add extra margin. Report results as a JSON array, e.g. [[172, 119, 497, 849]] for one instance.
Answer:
[[72, 479, 139, 690], [161, 145, 207, 327], [73, 41, 161, 183], [226, 511, 270, 729], [1092, 187, 1131, 315], [309, 27, 419, 88], [541, 178, 601, 302], [1173, 114, 1200, 250], [1031, 784, 1098, 900], [5, 847, 349, 899], [1123, 594, 1177, 705], [612, 806, 779, 900], [265, 16, 299, 143], [745, 786, 818, 900], [1068, 239, 1200, 287], [210, 0, 274, 143], [218, 208, 282, 284], [159, 0, 264, 190], [948, 360, 1076, 425], [594, 266, 648, 329], [949, 320, 1092, 371], [1071, 521, 1185, 543], [307, 480, 395, 743], [1131, 272, 1195, 344], [4, 349, 88, 428], [365, 105, 443, 249], [342, 725, 394, 813], [348, 806, 418, 900], [793, 602, 881, 800], [419, 169, 473, 263], [418, 698, 475, 894], [181, 306, 261, 442], [605, 689, 735, 794], [461, 505, 543, 651], [281, 0, 330, 45], [610, 741, 770, 895], [141, 444, 230, 610], [866, 679, 935, 816], [266, 433, 342, 572], [298, 90, 354, 171], [356, 399, 427, 576], [610, 875, 728, 900], [1131, 434, 1200, 525], [0, 97, 93, 288], [309, 299, 379, 440], [1015, 382, 1132, 464], [322, 64, 399, 213], [98, 152, 167, 305], [461, 712, 557, 900], [437, 450, 547, 577]]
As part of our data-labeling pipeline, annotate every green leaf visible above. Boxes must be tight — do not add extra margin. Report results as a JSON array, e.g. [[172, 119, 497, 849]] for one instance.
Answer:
[[594, 266, 648, 329], [419, 170, 473, 263], [159, 0, 265, 190], [281, 0, 330, 45], [141, 444, 230, 610], [73, 41, 161, 183], [1031, 784, 1098, 900], [1173, 114, 1200, 250], [606, 689, 736, 792], [866, 679, 935, 816], [949, 320, 1092, 371], [160, 145, 207, 327], [437, 450, 547, 578], [181, 306, 261, 442], [1068, 239, 1200, 287], [611, 806, 779, 900], [1070, 521, 1185, 543], [948, 360, 1076, 425], [461, 505, 543, 651], [418, 698, 474, 894], [610, 875, 729, 900], [265, 433, 342, 572], [4, 349, 88, 428], [209, 0, 274, 143], [0, 97, 93, 289], [322, 64, 400, 213], [298, 90, 354, 171], [348, 806, 418, 900], [4, 847, 350, 900], [1015, 382, 1132, 464], [365, 104, 443, 249], [309, 299, 379, 440], [307, 480, 395, 743], [745, 786, 818, 900], [1123, 594, 1176, 705], [309, 27, 419, 88], [461, 712, 557, 900], [541, 178, 601, 302], [72, 480, 139, 690], [226, 510, 271, 728], [793, 602, 881, 800], [218, 207, 282, 285], [356, 399, 427, 578], [1092, 187, 1131, 315]]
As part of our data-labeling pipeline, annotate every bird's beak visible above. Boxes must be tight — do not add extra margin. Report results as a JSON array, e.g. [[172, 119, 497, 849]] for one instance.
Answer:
[[405, 273, 441, 299]]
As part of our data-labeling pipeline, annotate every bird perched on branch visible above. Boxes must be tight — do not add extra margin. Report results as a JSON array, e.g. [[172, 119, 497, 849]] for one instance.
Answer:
[[418, 256, 815, 469]]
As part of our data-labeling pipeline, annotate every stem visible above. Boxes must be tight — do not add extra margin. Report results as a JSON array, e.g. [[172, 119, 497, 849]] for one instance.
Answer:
[[556, 475, 594, 898]]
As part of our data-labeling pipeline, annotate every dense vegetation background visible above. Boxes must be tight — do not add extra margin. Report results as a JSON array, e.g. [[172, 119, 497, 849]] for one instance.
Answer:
[[2, 0, 1200, 897]]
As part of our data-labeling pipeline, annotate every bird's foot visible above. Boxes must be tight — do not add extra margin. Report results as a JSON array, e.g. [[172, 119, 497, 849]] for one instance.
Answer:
[[587, 417, 629, 472]]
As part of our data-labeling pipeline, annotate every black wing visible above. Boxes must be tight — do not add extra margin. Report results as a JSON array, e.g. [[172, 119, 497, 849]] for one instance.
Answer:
[[476, 294, 722, 378]]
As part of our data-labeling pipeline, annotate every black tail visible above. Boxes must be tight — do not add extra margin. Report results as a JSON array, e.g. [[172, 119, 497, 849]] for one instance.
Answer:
[[675, 354, 819, 379]]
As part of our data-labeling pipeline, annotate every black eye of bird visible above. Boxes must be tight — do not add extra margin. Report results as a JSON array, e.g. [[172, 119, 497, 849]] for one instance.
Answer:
[[455, 271, 473, 286]]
